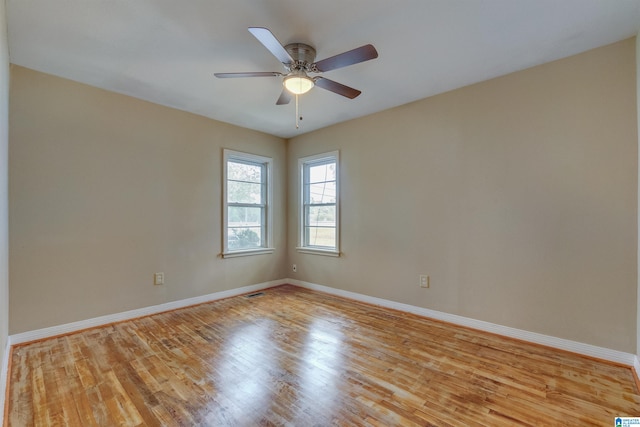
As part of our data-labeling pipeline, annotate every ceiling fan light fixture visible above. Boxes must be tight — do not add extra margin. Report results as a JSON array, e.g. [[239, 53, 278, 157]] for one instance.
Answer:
[[284, 72, 314, 95]]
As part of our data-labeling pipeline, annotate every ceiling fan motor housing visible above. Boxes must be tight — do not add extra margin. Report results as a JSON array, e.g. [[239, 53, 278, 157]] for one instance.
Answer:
[[285, 43, 317, 71]]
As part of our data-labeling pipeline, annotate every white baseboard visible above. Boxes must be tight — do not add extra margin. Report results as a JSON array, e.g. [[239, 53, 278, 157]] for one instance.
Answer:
[[0, 335, 11, 427], [288, 278, 637, 367], [10, 279, 287, 346]]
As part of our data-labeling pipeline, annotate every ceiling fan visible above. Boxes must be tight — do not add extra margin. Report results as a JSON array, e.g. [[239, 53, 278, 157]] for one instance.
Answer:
[[215, 27, 378, 105]]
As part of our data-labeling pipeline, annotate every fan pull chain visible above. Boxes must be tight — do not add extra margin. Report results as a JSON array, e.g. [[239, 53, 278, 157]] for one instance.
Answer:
[[295, 94, 300, 129], [294, 94, 304, 130]]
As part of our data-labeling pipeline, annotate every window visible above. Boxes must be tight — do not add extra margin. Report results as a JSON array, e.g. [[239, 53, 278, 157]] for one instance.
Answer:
[[222, 150, 273, 257], [298, 151, 340, 256]]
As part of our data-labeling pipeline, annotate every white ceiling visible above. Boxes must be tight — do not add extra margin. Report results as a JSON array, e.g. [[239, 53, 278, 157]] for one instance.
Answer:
[[6, 0, 640, 138]]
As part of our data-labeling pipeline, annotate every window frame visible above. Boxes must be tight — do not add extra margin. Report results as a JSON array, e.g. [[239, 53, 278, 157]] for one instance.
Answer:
[[222, 149, 274, 258], [297, 151, 340, 257]]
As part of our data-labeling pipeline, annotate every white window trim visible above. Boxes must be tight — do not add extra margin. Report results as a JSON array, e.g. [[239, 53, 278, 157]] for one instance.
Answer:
[[295, 247, 341, 257], [297, 151, 340, 257], [222, 149, 274, 258]]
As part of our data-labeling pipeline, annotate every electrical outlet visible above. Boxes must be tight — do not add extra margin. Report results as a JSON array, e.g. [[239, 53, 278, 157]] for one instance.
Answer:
[[292, 264, 297, 273], [419, 274, 429, 288], [154, 272, 164, 285]]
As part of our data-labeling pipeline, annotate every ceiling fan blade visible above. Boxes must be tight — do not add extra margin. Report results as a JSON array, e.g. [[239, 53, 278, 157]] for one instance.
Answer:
[[313, 44, 378, 72], [276, 89, 292, 105], [214, 72, 283, 78], [248, 27, 294, 64], [314, 77, 361, 99]]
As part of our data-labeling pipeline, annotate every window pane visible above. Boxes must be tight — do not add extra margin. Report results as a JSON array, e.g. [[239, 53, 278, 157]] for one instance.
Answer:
[[228, 206, 263, 226], [308, 182, 336, 204], [306, 205, 336, 226], [228, 227, 262, 250], [228, 161, 262, 183], [308, 162, 336, 184], [305, 226, 336, 248], [224, 150, 272, 254], [228, 181, 263, 204], [300, 152, 339, 252]]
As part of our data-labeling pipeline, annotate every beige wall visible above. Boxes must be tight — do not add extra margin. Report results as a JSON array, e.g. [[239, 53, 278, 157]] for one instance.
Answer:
[[637, 32, 640, 359], [9, 66, 288, 333], [8, 39, 638, 353], [0, 0, 10, 364], [289, 39, 638, 353]]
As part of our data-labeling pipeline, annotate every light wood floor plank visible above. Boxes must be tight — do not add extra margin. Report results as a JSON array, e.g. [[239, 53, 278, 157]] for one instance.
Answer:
[[6, 285, 640, 426]]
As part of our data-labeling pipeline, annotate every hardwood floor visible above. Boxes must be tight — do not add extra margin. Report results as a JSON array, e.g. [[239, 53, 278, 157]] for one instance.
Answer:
[[5, 284, 640, 426]]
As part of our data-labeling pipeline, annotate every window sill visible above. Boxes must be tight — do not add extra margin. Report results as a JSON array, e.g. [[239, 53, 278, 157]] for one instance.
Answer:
[[296, 247, 341, 257], [222, 248, 275, 258]]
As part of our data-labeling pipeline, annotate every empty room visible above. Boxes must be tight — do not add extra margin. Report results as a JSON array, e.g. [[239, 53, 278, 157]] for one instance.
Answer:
[[2, 0, 640, 425]]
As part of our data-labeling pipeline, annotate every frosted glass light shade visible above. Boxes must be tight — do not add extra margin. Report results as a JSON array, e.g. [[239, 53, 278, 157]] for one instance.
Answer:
[[284, 75, 314, 95]]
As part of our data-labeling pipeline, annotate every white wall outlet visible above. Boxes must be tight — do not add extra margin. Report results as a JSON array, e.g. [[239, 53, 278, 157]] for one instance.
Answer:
[[154, 272, 164, 285], [419, 274, 429, 288], [292, 264, 297, 273]]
